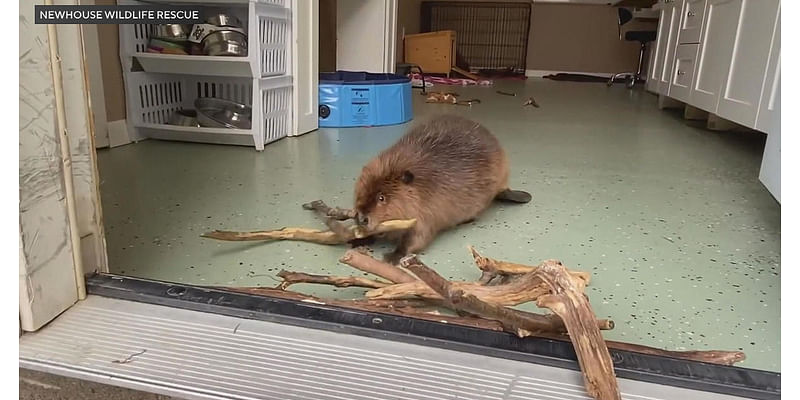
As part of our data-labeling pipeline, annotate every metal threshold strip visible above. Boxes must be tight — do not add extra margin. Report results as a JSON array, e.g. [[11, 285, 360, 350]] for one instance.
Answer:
[[19, 274, 779, 400]]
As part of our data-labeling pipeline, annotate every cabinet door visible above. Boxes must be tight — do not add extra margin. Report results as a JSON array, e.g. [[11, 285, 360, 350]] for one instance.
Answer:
[[669, 44, 699, 102], [715, 0, 780, 127], [690, 0, 741, 112], [678, 0, 707, 44], [756, 8, 779, 201], [658, 3, 680, 95], [756, 9, 780, 135], [646, 3, 670, 93]]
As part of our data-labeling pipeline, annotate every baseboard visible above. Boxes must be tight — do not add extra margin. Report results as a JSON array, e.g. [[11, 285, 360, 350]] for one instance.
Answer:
[[525, 70, 615, 78]]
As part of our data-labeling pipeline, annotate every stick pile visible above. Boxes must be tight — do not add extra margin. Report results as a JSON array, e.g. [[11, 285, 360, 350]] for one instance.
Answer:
[[203, 200, 746, 400]]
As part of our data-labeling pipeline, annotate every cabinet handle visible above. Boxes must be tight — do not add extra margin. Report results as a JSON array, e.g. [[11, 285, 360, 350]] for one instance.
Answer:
[[687, 11, 696, 17], [677, 70, 686, 76]]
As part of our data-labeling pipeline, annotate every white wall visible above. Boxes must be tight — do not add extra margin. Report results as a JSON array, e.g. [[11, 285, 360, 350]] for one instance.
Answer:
[[336, 0, 396, 72]]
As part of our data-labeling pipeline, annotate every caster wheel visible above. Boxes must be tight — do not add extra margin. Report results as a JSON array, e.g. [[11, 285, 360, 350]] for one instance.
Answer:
[[319, 105, 330, 119], [626, 77, 636, 89], [606, 78, 614, 87]]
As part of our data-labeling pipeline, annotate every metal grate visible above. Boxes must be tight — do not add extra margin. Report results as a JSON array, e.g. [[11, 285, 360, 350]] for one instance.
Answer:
[[421, 1, 531, 72]]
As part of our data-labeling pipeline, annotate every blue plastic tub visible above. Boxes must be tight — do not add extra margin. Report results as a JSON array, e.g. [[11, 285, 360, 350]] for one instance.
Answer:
[[318, 71, 413, 128]]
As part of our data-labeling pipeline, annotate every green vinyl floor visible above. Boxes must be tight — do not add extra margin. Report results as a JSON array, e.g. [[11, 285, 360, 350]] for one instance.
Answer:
[[98, 79, 780, 372]]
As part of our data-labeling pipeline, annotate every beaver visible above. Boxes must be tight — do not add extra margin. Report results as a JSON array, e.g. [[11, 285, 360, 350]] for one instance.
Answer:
[[354, 114, 531, 263]]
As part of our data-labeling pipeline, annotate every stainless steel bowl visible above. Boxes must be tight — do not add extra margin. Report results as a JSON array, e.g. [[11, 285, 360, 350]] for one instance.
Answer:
[[206, 13, 243, 28], [204, 40, 248, 57], [168, 109, 200, 127], [194, 98, 252, 129], [150, 24, 190, 42], [202, 29, 248, 56]]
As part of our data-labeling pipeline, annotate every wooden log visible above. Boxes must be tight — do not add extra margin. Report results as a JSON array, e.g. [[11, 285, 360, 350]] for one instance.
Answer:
[[276, 270, 390, 290], [339, 250, 418, 284], [533, 260, 620, 400]]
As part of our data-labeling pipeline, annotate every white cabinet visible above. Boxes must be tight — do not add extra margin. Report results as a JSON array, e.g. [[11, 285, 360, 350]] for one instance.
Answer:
[[690, 0, 780, 126], [715, 0, 780, 127], [757, 10, 780, 202], [689, 0, 740, 112], [658, 2, 681, 95], [677, 0, 706, 44], [668, 44, 698, 102], [646, 1, 671, 93]]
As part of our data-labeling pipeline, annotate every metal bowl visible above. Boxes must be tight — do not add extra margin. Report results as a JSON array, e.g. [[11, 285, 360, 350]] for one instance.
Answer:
[[168, 109, 200, 127], [202, 29, 248, 56], [150, 24, 190, 42], [204, 40, 248, 57], [194, 98, 252, 129], [206, 13, 243, 28]]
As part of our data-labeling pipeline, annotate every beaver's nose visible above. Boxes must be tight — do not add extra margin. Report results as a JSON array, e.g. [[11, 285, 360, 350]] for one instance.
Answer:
[[356, 213, 369, 226]]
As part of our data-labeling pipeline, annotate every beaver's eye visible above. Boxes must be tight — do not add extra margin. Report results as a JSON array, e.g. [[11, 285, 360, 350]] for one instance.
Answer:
[[377, 194, 385, 202]]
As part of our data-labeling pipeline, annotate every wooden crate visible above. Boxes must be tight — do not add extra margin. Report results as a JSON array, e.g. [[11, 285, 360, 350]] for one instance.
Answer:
[[404, 30, 456, 75]]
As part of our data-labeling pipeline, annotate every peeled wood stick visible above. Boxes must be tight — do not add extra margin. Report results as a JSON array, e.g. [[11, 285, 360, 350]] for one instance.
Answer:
[[603, 340, 745, 366], [400, 255, 570, 336], [339, 250, 417, 284], [533, 260, 620, 400], [201, 219, 417, 244], [302, 200, 352, 238], [302, 200, 357, 221], [201, 227, 344, 244], [218, 286, 505, 331], [469, 246, 591, 286], [276, 270, 390, 290]]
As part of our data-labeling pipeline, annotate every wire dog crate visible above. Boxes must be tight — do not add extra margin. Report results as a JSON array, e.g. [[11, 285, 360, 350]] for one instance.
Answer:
[[421, 1, 531, 72]]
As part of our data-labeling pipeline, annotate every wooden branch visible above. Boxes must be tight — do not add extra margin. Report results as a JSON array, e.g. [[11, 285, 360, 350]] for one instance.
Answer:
[[201, 219, 417, 244], [218, 286, 504, 331], [603, 340, 745, 366], [533, 260, 620, 400], [536, 332, 745, 367], [340, 250, 417, 283], [201, 227, 344, 244], [400, 255, 570, 335], [469, 246, 591, 286], [302, 200, 357, 221], [366, 276, 550, 306], [276, 270, 390, 290], [302, 200, 352, 238]]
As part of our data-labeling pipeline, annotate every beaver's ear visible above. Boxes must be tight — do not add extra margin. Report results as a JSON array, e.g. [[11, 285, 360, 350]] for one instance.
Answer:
[[401, 170, 414, 184]]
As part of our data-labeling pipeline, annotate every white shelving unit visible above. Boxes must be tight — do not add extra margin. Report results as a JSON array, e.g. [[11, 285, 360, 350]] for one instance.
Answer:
[[119, 0, 293, 150]]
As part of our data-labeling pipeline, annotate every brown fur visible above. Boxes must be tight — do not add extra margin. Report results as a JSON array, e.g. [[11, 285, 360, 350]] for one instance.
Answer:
[[354, 115, 511, 263]]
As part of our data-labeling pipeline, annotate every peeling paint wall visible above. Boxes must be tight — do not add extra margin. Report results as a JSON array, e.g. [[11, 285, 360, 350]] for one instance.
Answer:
[[54, 0, 108, 273], [19, 0, 79, 331]]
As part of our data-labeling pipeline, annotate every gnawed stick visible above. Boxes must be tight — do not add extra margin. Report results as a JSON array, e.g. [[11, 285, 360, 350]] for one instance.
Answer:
[[218, 286, 505, 331], [533, 260, 620, 400], [302, 200, 357, 221], [601, 339, 745, 366], [302, 200, 352, 238], [276, 270, 391, 290], [201, 228, 343, 244], [469, 246, 591, 286], [400, 255, 570, 336], [201, 219, 417, 244], [340, 250, 418, 283]]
